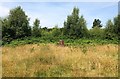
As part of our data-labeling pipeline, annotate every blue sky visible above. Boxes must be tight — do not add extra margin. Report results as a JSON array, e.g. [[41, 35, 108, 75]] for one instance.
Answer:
[[0, 2, 118, 29]]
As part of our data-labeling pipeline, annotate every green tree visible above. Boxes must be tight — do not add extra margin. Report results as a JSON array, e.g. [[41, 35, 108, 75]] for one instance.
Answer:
[[76, 15, 88, 38], [8, 6, 31, 38], [41, 27, 49, 37], [2, 18, 14, 43], [92, 19, 102, 28], [0, 18, 2, 39], [105, 20, 115, 40], [1, 6, 31, 44], [113, 15, 120, 40], [63, 7, 88, 38], [89, 27, 105, 39], [51, 25, 61, 37], [105, 15, 120, 40], [32, 19, 41, 37]]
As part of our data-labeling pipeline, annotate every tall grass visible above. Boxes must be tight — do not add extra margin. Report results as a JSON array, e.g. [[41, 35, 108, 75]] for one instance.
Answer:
[[2, 44, 118, 77]]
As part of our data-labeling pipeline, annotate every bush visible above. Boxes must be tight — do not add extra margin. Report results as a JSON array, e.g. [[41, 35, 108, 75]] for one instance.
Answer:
[[2, 36, 118, 46]]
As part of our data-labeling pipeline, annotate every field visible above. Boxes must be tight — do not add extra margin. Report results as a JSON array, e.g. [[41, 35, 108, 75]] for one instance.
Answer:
[[1, 2, 119, 78], [2, 43, 118, 77]]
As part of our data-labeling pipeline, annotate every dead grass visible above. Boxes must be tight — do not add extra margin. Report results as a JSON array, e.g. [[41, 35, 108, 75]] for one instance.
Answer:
[[0, 47, 2, 78], [2, 43, 118, 77]]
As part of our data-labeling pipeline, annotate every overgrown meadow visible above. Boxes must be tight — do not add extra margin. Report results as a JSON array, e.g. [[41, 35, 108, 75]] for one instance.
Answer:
[[1, 4, 119, 77], [2, 43, 118, 77], [2, 36, 119, 77]]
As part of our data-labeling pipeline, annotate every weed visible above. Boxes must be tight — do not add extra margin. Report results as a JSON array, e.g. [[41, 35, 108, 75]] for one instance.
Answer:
[[35, 70, 47, 77], [80, 45, 87, 54], [30, 47, 34, 53]]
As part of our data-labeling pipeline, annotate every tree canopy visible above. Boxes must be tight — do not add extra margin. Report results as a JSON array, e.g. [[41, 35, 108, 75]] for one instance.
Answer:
[[32, 19, 41, 37], [63, 7, 88, 38], [92, 19, 102, 28], [1, 6, 119, 44], [2, 6, 31, 43]]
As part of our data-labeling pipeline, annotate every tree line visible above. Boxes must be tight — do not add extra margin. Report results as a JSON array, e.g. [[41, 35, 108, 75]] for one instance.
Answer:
[[0, 6, 120, 44]]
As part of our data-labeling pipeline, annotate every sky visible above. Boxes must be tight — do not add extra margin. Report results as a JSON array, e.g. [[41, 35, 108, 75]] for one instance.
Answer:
[[0, 1, 118, 29]]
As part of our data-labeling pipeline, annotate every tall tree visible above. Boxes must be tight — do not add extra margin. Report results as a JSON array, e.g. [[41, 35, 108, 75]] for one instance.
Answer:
[[1, 6, 31, 44], [63, 7, 88, 38], [0, 18, 2, 39], [113, 15, 120, 40], [32, 19, 41, 37], [90, 19, 103, 39], [76, 15, 88, 38], [2, 18, 14, 43], [104, 20, 115, 39], [8, 6, 31, 38], [92, 19, 102, 28]]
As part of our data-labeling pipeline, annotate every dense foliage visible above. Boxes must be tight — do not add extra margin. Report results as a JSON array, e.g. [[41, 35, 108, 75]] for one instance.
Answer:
[[2, 6, 31, 43], [32, 19, 41, 37], [1, 6, 119, 45], [92, 19, 102, 28], [63, 7, 88, 38]]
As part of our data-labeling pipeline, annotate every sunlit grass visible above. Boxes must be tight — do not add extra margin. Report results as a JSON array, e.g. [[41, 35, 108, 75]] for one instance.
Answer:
[[2, 44, 118, 77]]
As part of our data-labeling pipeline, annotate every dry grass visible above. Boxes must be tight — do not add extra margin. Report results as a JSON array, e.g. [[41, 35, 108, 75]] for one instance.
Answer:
[[0, 47, 2, 78], [2, 43, 118, 77]]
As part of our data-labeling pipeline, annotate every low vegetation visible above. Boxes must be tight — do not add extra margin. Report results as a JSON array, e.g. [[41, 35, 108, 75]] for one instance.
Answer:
[[2, 36, 118, 47], [2, 44, 118, 77]]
